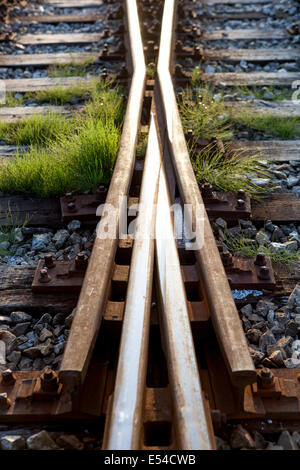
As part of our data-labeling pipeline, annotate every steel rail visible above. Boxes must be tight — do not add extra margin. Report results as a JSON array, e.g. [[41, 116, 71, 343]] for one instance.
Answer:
[[59, 0, 146, 390], [155, 125, 215, 450], [102, 111, 160, 450], [155, 0, 256, 388]]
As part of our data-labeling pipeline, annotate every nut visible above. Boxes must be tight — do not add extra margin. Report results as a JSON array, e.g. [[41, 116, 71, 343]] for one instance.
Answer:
[[201, 183, 214, 200], [237, 189, 246, 200], [75, 253, 89, 271], [44, 254, 55, 269], [257, 368, 274, 388], [1, 369, 16, 386], [221, 251, 233, 267], [236, 199, 246, 209], [39, 268, 51, 283], [67, 202, 76, 212], [255, 253, 266, 267], [0, 392, 11, 410], [64, 192, 75, 202], [258, 266, 270, 280], [40, 367, 59, 392]]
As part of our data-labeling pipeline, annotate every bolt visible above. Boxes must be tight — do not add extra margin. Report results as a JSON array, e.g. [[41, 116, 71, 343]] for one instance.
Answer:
[[119, 65, 128, 78], [0, 392, 11, 410], [255, 253, 266, 267], [236, 199, 246, 209], [39, 268, 51, 283], [194, 45, 202, 59], [237, 189, 246, 200], [222, 251, 233, 267], [95, 185, 106, 200], [1, 369, 15, 386], [175, 64, 182, 76], [258, 266, 270, 280], [67, 201, 76, 212], [103, 28, 110, 38], [258, 368, 274, 388], [202, 183, 214, 199], [44, 254, 55, 269], [187, 129, 194, 141], [75, 252, 89, 271], [65, 192, 75, 202], [102, 68, 108, 80], [40, 367, 58, 392]]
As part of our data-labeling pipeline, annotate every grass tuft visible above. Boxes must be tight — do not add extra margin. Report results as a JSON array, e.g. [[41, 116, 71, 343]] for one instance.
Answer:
[[0, 80, 124, 196], [224, 233, 300, 265], [0, 205, 30, 256], [0, 93, 24, 108], [179, 86, 233, 141], [191, 145, 273, 199], [48, 56, 96, 78], [231, 112, 300, 139], [234, 85, 291, 101], [0, 112, 74, 146]]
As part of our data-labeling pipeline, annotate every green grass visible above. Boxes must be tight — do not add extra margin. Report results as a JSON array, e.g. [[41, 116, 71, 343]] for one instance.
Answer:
[[231, 112, 300, 139], [0, 80, 124, 196], [136, 132, 148, 159], [0, 206, 30, 256], [0, 93, 24, 108], [48, 56, 96, 78], [179, 86, 233, 141], [146, 63, 156, 80], [234, 85, 291, 101], [224, 233, 300, 265], [0, 112, 75, 146], [27, 81, 94, 106], [191, 65, 202, 88], [191, 145, 273, 199]]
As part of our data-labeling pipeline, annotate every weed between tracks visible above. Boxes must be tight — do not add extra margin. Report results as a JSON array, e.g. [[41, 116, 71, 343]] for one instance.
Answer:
[[224, 233, 300, 265], [0, 80, 124, 196], [191, 146, 272, 199], [232, 113, 300, 139], [48, 56, 96, 78], [179, 79, 300, 197]]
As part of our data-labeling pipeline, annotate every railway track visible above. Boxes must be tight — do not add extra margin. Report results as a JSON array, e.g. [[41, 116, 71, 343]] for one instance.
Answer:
[[0, 0, 299, 452]]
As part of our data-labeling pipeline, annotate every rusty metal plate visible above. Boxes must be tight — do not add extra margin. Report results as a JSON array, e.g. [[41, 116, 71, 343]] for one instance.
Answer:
[[32, 255, 88, 293], [202, 188, 252, 219], [0, 361, 109, 422], [60, 188, 107, 222], [224, 255, 276, 290]]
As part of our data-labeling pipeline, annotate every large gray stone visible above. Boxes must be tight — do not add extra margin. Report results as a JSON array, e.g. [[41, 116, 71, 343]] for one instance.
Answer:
[[26, 431, 59, 450], [230, 425, 255, 449], [284, 358, 300, 368], [56, 434, 84, 450], [0, 330, 17, 355], [10, 311, 32, 323], [53, 229, 69, 250], [278, 430, 298, 450], [255, 229, 270, 245], [259, 330, 276, 353], [0, 435, 26, 450], [32, 233, 52, 251], [288, 285, 300, 308]]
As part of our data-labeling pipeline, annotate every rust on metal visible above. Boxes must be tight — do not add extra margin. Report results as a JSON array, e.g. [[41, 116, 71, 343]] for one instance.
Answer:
[[59, 0, 146, 390], [156, 0, 256, 388], [32, 255, 89, 293]]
